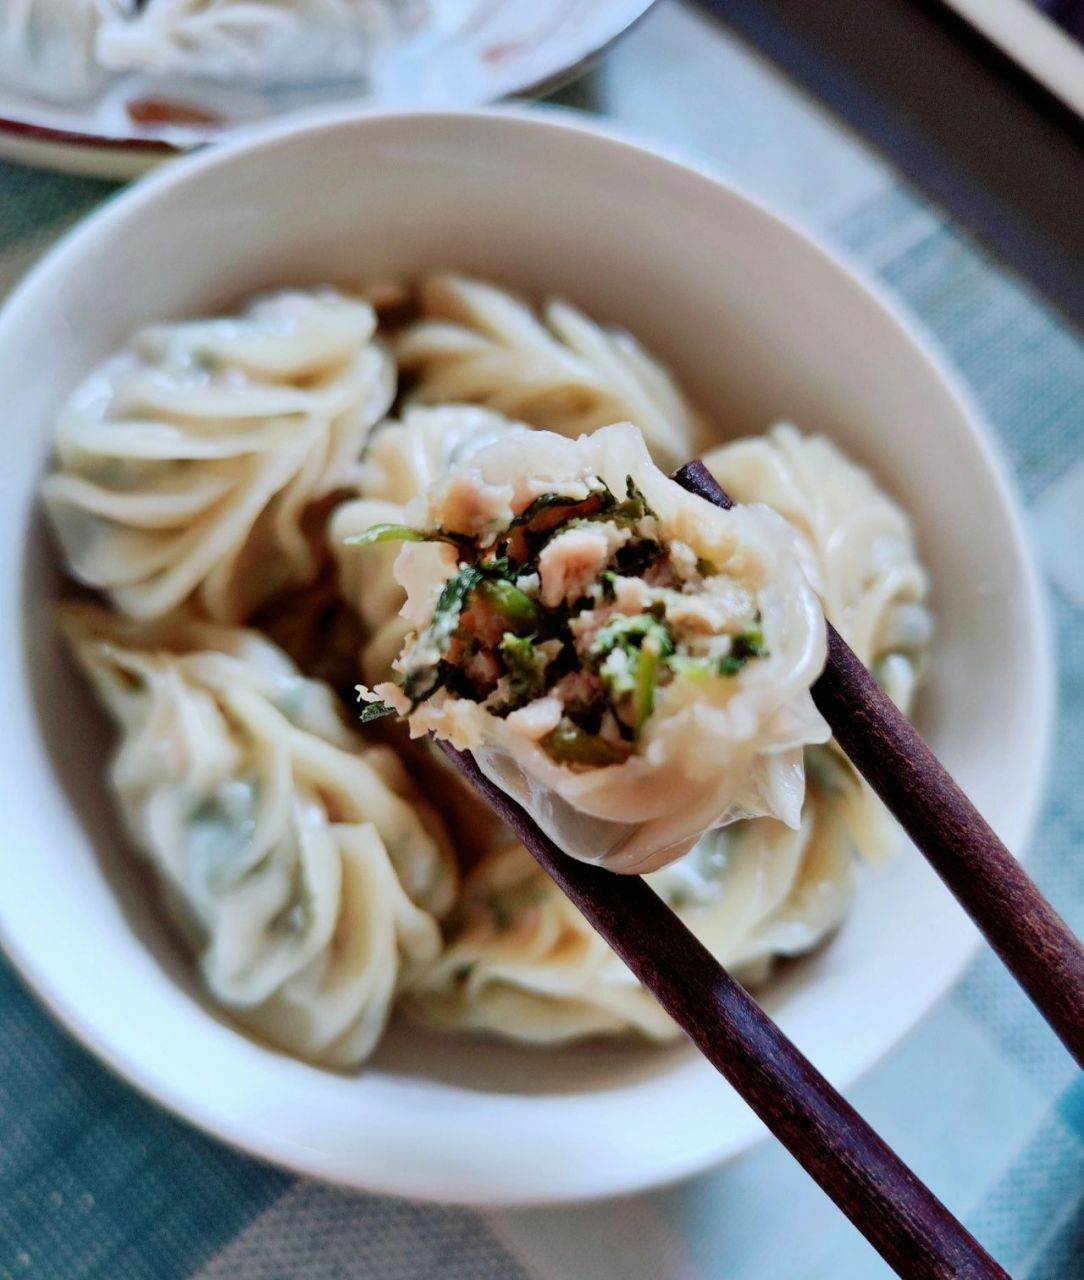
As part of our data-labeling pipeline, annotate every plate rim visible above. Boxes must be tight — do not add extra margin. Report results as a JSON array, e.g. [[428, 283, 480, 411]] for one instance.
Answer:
[[0, 0, 659, 176]]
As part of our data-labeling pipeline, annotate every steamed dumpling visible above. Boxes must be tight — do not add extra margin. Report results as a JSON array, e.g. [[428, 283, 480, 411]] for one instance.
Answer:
[[396, 275, 704, 470], [95, 0, 422, 86], [362, 422, 829, 873], [59, 604, 456, 1068], [407, 772, 854, 1044], [44, 290, 394, 623], [330, 402, 519, 683], [702, 424, 931, 711], [407, 842, 676, 1042], [0, 0, 114, 102], [703, 424, 933, 862]]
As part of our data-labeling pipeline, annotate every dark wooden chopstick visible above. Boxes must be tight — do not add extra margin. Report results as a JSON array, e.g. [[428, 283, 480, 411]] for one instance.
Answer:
[[440, 742, 1008, 1280], [674, 459, 1084, 1070]]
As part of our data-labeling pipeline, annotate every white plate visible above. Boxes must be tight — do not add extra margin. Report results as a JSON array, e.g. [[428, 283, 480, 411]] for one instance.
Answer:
[[0, 1, 654, 179], [0, 105, 1052, 1205]]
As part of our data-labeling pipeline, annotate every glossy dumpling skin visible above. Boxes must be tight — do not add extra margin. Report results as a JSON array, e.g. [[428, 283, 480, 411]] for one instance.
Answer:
[[44, 291, 394, 624], [59, 604, 456, 1068], [370, 422, 829, 874], [329, 403, 519, 684], [396, 275, 704, 471]]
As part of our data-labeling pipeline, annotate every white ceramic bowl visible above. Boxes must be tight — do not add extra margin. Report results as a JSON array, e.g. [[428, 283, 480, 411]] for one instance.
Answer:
[[0, 106, 1051, 1205]]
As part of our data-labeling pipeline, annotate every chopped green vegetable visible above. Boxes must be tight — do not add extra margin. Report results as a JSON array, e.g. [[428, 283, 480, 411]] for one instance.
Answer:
[[477, 578, 542, 628], [499, 632, 548, 704], [613, 538, 664, 576], [668, 655, 709, 679], [591, 612, 675, 663], [508, 477, 657, 565], [733, 625, 766, 658], [358, 700, 395, 723], [480, 554, 513, 578], [507, 489, 599, 530], [542, 723, 630, 767], [609, 476, 656, 525], [402, 565, 484, 701], [591, 614, 671, 738], [716, 624, 769, 676], [345, 522, 471, 554], [599, 570, 618, 601], [633, 635, 662, 733], [503, 487, 610, 563]]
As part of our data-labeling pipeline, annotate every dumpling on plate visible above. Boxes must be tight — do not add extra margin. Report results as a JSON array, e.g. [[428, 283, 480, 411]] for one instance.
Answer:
[[329, 402, 519, 684], [0, 0, 114, 102], [43, 290, 394, 624], [396, 275, 705, 471], [94, 0, 425, 86], [59, 604, 456, 1068], [358, 422, 829, 874]]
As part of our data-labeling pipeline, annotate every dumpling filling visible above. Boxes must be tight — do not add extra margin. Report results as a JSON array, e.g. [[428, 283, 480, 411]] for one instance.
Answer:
[[364, 478, 776, 764], [355, 423, 829, 873]]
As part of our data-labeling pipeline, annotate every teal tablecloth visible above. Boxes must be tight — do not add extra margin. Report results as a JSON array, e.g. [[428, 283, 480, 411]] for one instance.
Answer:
[[2, 3, 1082, 1276]]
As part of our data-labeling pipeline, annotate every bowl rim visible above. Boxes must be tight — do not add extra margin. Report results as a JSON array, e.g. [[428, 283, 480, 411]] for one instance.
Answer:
[[0, 102, 1055, 1204]]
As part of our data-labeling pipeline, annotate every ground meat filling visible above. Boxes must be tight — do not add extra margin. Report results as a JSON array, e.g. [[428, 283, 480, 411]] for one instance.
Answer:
[[354, 478, 769, 768]]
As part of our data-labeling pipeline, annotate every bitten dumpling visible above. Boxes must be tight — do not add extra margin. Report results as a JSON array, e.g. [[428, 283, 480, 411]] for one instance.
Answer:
[[396, 275, 704, 470], [43, 290, 394, 623], [59, 604, 456, 1068], [409, 429, 934, 1042], [359, 422, 829, 873]]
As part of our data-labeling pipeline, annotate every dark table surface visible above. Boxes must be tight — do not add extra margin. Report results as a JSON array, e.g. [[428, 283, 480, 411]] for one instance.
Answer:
[[697, 0, 1084, 334]]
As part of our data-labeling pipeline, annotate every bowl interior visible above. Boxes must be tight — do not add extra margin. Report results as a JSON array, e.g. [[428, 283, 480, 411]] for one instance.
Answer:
[[0, 107, 1050, 1204]]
